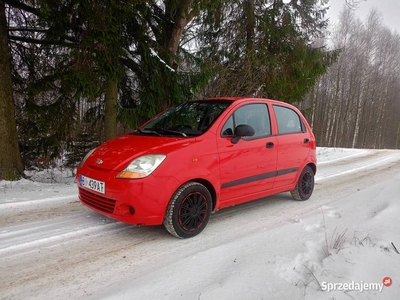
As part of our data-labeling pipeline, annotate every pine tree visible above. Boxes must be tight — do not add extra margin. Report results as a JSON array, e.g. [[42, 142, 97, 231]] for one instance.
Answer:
[[195, 0, 338, 102]]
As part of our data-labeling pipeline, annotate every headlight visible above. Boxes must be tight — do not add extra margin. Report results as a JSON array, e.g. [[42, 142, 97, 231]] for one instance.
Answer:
[[116, 154, 166, 179], [79, 148, 96, 167]]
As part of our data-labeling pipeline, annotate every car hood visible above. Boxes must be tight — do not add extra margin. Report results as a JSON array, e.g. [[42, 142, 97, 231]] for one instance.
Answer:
[[84, 134, 191, 171]]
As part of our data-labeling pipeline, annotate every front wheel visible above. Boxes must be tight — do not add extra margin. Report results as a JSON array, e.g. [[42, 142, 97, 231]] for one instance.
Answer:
[[163, 182, 212, 238], [290, 166, 314, 201]]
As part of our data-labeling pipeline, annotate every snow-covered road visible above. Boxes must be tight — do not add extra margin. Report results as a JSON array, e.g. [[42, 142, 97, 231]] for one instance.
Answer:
[[1, 148, 400, 300]]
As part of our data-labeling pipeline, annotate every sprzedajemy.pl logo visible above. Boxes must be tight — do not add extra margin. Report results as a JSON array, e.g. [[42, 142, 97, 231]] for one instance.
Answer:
[[321, 277, 392, 293]]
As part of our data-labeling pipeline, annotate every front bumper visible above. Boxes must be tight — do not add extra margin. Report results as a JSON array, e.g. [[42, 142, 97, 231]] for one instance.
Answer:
[[77, 166, 180, 226]]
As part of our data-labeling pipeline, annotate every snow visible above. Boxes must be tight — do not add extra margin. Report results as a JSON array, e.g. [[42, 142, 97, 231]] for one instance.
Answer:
[[1, 147, 399, 300]]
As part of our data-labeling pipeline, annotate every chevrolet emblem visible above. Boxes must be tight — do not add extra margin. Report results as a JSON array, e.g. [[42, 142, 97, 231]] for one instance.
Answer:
[[96, 159, 104, 165]]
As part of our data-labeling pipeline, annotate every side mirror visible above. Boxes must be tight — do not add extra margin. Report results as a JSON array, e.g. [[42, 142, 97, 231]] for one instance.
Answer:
[[231, 124, 255, 144]]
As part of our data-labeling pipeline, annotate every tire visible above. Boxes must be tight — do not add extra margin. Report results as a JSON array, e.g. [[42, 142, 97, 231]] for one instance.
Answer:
[[163, 182, 212, 238], [290, 165, 314, 201]]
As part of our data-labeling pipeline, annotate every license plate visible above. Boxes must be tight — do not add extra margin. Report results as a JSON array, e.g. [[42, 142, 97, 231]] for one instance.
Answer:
[[80, 175, 106, 194]]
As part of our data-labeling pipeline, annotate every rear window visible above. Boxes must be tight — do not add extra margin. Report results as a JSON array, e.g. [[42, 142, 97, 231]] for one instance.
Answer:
[[273, 105, 304, 134]]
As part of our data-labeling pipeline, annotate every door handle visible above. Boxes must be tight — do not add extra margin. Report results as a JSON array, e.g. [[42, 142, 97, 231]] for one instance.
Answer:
[[304, 138, 309, 144], [266, 142, 274, 149]]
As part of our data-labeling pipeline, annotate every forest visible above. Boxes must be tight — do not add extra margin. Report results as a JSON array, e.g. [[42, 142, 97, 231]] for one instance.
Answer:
[[0, 0, 399, 180], [300, 8, 400, 150]]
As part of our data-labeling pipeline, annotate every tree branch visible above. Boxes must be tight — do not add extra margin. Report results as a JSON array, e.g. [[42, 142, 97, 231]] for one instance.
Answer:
[[120, 54, 142, 77], [5, 0, 39, 15], [8, 27, 48, 33], [8, 34, 75, 47]]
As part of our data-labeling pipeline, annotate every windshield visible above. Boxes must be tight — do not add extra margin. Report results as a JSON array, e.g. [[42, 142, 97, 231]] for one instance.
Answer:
[[139, 100, 233, 137]]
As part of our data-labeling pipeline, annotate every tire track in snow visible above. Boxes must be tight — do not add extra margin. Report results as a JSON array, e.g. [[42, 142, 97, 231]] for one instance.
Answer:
[[0, 213, 125, 258], [0, 194, 78, 210], [317, 149, 368, 165], [316, 150, 400, 182]]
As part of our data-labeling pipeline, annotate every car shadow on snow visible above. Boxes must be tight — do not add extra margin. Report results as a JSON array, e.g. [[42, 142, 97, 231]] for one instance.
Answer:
[[211, 192, 294, 220], [85, 192, 296, 240]]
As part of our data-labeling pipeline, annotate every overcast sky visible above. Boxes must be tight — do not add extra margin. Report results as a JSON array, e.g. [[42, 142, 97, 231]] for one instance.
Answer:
[[327, 0, 400, 33]]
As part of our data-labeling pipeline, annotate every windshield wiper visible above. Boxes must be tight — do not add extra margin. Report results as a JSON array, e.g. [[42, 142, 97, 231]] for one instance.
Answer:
[[156, 128, 187, 137], [135, 128, 162, 136]]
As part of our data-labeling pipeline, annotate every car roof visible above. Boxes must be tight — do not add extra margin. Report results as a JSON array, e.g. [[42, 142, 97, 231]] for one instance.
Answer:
[[199, 97, 292, 106]]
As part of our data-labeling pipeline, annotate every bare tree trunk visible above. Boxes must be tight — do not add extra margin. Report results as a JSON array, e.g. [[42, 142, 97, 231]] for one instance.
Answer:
[[104, 79, 118, 141], [167, 0, 194, 68], [244, 0, 255, 52], [352, 55, 370, 148], [0, 0, 24, 180], [330, 65, 343, 146], [310, 85, 316, 129], [352, 89, 363, 148], [327, 104, 337, 146]]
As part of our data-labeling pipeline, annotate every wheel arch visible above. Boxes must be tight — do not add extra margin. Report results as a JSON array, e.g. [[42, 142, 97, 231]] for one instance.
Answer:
[[307, 162, 317, 175], [181, 178, 217, 211]]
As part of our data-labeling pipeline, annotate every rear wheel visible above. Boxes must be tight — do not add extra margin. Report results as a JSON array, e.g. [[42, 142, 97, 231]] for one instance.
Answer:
[[163, 182, 212, 238], [291, 165, 314, 201]]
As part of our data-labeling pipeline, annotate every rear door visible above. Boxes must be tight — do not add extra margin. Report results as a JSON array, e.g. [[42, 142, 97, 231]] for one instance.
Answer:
[[217, 103, 277, 206], [272, 104, 311, 189]]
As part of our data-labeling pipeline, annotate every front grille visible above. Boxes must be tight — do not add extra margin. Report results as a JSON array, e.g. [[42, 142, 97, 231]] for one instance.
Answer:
[[79, 188, 116, 214]]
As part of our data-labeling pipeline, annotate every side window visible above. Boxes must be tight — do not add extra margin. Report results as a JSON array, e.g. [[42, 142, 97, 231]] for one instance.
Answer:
[[221, 104, 271, 138], [273, 105, 304, 134]]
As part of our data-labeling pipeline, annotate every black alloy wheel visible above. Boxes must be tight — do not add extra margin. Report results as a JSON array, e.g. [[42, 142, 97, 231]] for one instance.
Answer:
[[291, 165, 315, 201], [164, 182, 212, 238]]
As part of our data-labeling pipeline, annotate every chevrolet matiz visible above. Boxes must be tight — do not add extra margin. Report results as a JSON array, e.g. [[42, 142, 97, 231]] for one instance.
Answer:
[[77, 97, 316, 238]]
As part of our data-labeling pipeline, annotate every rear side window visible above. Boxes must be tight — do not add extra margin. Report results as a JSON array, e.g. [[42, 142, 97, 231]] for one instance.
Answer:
[[221, 103, 271, 138], [273, 105, 304, 134]]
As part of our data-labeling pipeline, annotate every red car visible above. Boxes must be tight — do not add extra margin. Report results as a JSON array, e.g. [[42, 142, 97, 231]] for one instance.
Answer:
[[77, 97, 316, 238]]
